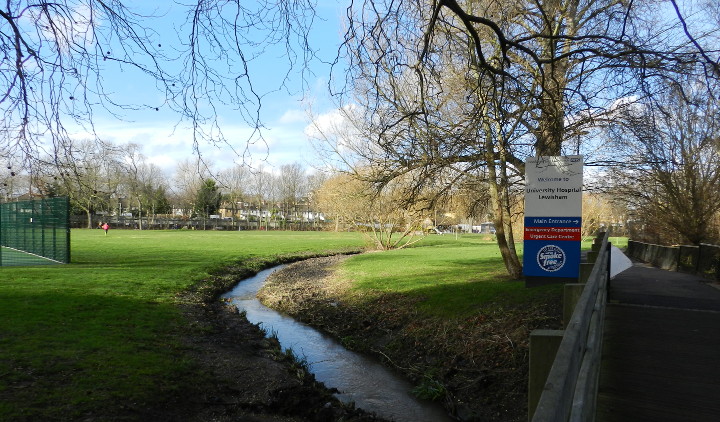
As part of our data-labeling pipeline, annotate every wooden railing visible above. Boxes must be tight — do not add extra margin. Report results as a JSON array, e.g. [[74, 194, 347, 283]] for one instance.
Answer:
[[529, 231, 611, 422]]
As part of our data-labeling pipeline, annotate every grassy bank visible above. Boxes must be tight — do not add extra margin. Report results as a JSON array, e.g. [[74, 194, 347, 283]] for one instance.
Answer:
[[339, 235, 628, 313], [339, 235, 558, 318], [260, 235, 568, 421], [333, 236, 627, 419], [0, 229, 365, 421]]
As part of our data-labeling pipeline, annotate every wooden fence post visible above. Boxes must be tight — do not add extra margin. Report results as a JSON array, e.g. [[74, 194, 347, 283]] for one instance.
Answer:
[[579, 263, 594, 284], [563, 284, 585, 328], [529, 330, 564, 421]]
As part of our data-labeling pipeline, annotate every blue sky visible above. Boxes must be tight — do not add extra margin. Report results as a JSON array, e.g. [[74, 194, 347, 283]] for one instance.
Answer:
[[44, 0, 715, 179], [84, 1, 348, 175]]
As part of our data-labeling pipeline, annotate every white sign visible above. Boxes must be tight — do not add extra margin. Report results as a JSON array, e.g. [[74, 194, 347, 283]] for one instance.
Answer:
[[524, 156, 583, 217], [610, 245, 633, 279]]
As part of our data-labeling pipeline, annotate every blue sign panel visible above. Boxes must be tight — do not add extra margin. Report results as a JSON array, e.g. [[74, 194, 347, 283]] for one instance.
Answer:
[[523, 216, 582, 278]]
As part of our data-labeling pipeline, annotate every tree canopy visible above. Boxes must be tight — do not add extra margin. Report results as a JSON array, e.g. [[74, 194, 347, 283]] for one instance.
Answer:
[[319, 0, 720, 275], [605, 78, 720, 245]]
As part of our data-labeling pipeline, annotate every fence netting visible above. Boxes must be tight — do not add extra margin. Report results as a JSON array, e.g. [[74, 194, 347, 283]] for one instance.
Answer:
[[1, 197, 70, 266]]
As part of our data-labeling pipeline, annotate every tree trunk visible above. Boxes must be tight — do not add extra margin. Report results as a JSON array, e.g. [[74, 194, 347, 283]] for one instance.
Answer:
[[535, 35, 569, 156], [497, 121, 521, 261], [484, 123, 523, 278], [536, 83, 565, 156], [489, 181, 523, 279], [137, 199, 143, 230]]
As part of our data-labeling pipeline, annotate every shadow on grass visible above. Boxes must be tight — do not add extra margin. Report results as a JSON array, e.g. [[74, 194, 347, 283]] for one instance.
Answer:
[[0, 290, 196, 421]]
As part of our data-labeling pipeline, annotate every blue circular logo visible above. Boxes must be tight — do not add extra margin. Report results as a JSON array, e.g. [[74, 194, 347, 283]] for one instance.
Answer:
[[537, 245, 566, 272]]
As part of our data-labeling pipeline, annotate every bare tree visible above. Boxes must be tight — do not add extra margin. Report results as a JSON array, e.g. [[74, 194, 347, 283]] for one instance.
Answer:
[[314, 171, 367, 232], [218, 164, 251, 219], [52, 139, 123, 228], [276, 162, 307, 227], [606, 78, 720, 245], [581, 192, 628, 238], [315, 170, 428, 249], [336, 0, 717, 155], [249, 165, 275, 229], [171, 157, 214, 216], [121, 144, 169, 228], [1, 0, 317, 169]]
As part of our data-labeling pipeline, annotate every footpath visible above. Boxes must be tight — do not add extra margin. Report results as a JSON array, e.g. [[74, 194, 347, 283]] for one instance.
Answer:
[[596, 263, 720, 421]]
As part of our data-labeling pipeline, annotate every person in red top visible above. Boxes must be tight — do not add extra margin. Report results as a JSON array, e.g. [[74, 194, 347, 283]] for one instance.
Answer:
[[102, 222, 109, 235]]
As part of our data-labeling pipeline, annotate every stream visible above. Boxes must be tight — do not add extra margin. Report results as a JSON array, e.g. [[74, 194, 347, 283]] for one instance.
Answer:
[[221, 265, 453, 422]]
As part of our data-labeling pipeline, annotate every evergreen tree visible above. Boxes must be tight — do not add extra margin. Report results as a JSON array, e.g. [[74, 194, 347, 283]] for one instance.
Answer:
[[194, 179, 221, 218]]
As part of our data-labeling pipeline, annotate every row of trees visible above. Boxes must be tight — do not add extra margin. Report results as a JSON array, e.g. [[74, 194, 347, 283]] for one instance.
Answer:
[[0, 142, 325, 229], [2, 1, 718, 276], [1, 143, 503, 237], [2, 141, 173, 228]]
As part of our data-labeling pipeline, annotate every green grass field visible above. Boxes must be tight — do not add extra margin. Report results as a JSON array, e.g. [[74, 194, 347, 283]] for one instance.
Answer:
[[0, 229, 623, 420], [340, 235, 539, 317], [335, 235, 627, 318], [0, 246, 61, 266], [0, 229, 366, 420]]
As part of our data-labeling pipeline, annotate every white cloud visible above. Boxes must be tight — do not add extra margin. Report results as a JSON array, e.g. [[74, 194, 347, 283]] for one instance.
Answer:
[[145, 154, 177, 170], [278, 108, 308, 124], [57, 88, 349, 177], [608, 96, 641, 114], [305, 105, 352, 137], [304, 104, 362, 154], [84, 113, 320, 175]]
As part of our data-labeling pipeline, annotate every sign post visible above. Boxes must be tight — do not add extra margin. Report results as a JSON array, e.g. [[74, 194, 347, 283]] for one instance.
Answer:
[[524, 156, 583, 287]]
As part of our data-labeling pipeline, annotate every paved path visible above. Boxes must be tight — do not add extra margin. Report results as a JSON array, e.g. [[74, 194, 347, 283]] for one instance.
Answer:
[[596, 263, 720, 422]]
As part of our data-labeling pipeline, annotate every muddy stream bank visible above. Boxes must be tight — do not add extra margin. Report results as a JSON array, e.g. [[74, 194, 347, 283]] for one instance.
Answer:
[[222, 265, 453, 422]]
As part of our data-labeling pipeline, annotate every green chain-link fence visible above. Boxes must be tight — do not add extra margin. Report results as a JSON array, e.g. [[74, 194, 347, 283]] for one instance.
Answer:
[[0, 197, 70, 266]]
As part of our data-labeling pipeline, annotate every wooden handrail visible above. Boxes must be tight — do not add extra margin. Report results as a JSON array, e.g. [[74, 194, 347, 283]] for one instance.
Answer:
[[531, 231, 611, 422]]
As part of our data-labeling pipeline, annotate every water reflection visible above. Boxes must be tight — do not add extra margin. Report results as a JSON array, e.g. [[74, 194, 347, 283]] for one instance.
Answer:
[[221, 266, 452, 422]]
